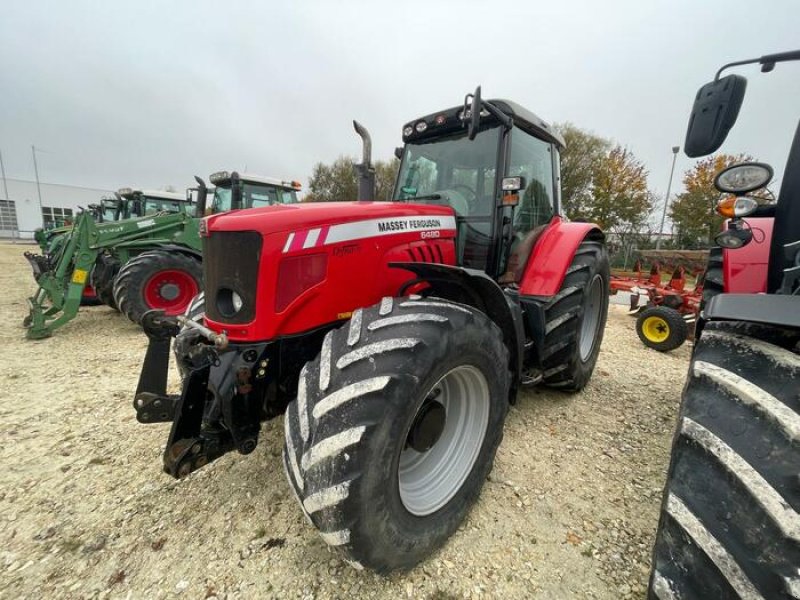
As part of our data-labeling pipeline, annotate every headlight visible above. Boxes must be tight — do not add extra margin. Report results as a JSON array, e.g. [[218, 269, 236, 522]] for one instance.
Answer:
[[209, 171, 231, 185], [714, 162, 773, 194], [716, 195, 759, 218], [217, 287, 244, 317]]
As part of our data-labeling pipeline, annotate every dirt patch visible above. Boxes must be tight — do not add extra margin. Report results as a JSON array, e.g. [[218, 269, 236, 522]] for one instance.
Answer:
[[0, 242, 690, 599]]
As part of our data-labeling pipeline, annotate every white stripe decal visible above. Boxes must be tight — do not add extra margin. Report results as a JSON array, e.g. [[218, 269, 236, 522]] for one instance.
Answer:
[[303, 481, 351, 514], [694, 361, 800, 441], [682, 418, 800, 542], [313, 376, 392, 419], [302, 426, 366, 470], [323, 215, 457, 245], [666, 494, 763, 600], [303, 228, 321, 249], [282, 232, 295, 253]]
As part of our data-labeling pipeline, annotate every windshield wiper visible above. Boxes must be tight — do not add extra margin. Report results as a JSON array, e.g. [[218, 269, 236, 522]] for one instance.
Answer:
[[404, 193, 442, 202]]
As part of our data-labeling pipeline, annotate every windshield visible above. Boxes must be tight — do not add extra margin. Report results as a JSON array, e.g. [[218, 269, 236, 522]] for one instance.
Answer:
[[142, 197, 187, 215], [211, 182, 299, 214], [393, 128, 500, 218], [394, 128, 500, 270]]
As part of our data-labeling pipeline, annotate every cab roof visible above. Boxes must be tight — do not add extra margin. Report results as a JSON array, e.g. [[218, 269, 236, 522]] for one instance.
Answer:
[[402, 98, 565, 150]]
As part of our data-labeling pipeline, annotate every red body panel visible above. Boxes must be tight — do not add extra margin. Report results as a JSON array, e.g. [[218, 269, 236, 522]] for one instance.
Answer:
[[723, 217, 774, 294], [518, 216, 602, 296], [204, 202, 458, 341]]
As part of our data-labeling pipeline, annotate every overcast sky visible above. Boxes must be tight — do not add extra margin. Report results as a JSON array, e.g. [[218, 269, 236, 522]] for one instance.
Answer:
[[1, 0, 798, 215]]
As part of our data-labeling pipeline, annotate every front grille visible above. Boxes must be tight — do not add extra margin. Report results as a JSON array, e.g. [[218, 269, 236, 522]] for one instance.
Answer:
[[203, 231, 262, 324]]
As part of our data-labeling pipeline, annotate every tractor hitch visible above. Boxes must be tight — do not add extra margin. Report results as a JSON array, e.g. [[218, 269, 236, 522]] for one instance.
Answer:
[[135, 312, 271, 478]]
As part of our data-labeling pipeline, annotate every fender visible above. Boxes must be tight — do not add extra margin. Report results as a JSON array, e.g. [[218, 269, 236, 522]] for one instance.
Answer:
[[722, 217, 773, 294], [122, 243, 204, 260], [518, 216, 604, 297], [390, 262, 525, 394]]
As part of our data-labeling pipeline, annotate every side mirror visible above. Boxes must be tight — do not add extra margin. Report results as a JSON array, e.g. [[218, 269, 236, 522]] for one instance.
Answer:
[[468, 85, 482, 141], [394, 146, 404, 160], [684, 74, 747, 158]]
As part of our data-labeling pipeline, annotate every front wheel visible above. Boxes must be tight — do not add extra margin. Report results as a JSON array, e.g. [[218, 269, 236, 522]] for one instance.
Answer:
[[113, 251, 202, 325], [283, 297, 510, 572], [648, 321, 800, 599]]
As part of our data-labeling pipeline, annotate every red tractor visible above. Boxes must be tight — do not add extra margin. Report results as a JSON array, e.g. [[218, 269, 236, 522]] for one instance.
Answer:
[[649, 51, 800, 598], [134, 88, 610, 572]]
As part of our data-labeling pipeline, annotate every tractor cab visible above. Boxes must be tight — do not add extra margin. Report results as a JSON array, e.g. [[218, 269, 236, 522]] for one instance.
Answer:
[[393, 90, 564, 277], [206, 171, 301, 215], [117, 188, 194, 219]]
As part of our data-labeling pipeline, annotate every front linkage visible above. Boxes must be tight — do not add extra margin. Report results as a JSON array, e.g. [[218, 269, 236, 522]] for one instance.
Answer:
[[25, 212, 99, 339], [136, 311, 272, 478]]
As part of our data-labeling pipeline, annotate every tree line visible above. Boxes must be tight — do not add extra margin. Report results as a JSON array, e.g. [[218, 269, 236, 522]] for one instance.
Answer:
[[303, 124, 753, 253]]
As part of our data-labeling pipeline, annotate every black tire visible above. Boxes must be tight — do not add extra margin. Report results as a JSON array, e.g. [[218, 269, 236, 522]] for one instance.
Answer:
[[113, 250, 202, 325], [648, 321, 800, 600], [540, 240, 610, 391], [173, 292, 205, 381], [283, 297, 510, 573], [701, 246, 724, 308], [89, 260, 119, 310], [636, 305, 688, 352]]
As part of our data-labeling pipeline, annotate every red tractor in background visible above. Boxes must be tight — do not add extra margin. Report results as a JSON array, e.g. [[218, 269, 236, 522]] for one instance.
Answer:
[[649, 51, 800, 599], [133, 88, 610, 572]]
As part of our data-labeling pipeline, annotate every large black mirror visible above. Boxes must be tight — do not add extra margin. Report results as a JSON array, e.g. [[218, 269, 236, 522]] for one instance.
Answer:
[[684, 74, 747, 158]]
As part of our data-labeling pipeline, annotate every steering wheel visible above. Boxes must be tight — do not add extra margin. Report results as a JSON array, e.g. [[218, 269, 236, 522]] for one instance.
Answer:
[[450, 184, 478, 212]]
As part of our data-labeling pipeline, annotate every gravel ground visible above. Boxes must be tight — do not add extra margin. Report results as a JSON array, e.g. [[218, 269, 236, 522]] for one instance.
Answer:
[[0, 242, 692, 599]]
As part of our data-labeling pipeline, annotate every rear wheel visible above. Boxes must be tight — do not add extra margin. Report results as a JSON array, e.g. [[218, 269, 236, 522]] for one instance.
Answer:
[[540, 240, 610, 391], [283, 297, 510, 572], [649, 321, 800, 599], [113, 251, 202, 325], [636, 305, 688, 352]]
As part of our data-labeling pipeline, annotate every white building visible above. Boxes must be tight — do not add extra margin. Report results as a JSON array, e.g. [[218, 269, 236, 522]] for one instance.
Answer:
[[0, 177, 114, 239]]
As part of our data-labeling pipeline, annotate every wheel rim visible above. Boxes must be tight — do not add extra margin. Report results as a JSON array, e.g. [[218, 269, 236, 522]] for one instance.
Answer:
[[398, 365, 490, 516], [143, 269, 199, 315], [579, 274, 604, 361], [642, 316, 670, 343]]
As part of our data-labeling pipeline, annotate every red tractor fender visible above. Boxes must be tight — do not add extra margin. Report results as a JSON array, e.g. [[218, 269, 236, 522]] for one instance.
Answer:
[[518, 216, 605, 297], [723, 216, 774, 294]]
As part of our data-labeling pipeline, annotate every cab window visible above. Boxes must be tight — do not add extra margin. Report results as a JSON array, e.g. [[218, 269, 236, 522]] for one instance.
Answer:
[[507, 128, 555, 235]]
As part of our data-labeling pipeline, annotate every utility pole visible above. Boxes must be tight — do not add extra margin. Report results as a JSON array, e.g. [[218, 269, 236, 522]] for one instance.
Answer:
[[31, 145, 44, 226], [656, 146, 680, 250], [0, 149, 8, 200]]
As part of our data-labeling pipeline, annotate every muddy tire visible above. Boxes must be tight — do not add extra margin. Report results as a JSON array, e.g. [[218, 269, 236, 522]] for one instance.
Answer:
[[540, 240, 610, 391], [283, 297, 510, 573], [636, 305, 688, 352], [90, 260, 119, 310], [173, 292, 205, 381], [648, 321, 800, 599], [113, 251, 202, 325]]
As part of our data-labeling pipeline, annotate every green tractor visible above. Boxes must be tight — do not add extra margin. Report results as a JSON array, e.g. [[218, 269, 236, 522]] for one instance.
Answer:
[[24, 172, 301, 339]]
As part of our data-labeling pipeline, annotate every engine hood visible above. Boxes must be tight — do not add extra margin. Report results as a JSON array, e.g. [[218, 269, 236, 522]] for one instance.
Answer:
[[205, 201, 456, 235]]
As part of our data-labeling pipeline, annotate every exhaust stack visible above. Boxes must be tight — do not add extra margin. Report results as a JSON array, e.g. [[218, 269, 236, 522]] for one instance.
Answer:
[[353, 120, 375, 201]]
